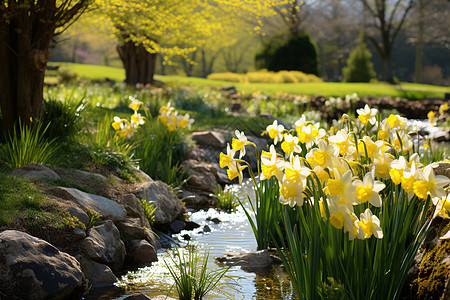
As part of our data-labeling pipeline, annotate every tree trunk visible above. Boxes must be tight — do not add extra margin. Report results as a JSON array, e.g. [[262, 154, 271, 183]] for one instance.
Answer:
[[0, 14, 53, 136], [117, 41, 157, 86]]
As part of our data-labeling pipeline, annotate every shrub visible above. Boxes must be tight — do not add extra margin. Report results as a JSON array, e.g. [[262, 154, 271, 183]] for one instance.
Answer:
[[255, 32, 319, 75], [206, 72, 244, 82], [0, 120, 58, 169], [343, 35, 377, 82], [207, 70, 321, 84]]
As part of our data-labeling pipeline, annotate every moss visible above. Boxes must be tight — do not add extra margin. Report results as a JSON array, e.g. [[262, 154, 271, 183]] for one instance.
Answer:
[[411, 218, 450, 300]]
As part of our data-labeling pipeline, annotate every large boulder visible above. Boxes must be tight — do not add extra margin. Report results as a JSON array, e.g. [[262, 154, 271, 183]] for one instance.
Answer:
[[10, 163, 60, 180], [126, 239, 158, 267], [136, 181, 186, 225], [181, 159, 219, 193], [76, 255, 117, 287], [55, 187, 127, 221], [0, 230, 85, 299], [82, 220, 126, 272], [191, 131, 226, 149]]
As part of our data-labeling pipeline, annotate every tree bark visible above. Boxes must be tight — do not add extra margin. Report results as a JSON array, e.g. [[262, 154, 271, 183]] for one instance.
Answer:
[[117, 41, 157, 86], [414, 0, 424, 83], [0, 10, 53, 135]]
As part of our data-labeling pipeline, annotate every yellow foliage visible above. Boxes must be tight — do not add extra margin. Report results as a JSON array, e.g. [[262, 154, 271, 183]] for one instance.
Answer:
[[207, 70, 322, 84]]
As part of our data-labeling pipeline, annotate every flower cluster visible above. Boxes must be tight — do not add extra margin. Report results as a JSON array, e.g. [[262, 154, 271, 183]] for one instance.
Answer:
[[112, 97, 146, 138], [158, 103, 194, 131], [221, 107, 450, 241]]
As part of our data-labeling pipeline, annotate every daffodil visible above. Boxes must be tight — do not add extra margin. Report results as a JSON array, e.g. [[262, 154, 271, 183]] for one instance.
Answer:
[[352, 172, 385, 207], [279, 177, 305, 207], [219, 144, 235, 169], [326, 196, 358, 239], [284, 156, 310, 185], [260, 145, 285, 181], [386, 114, 406, 130], [131, 112, 145, 127], [129, 97, 143, 111], [413, 164, 450, 201], [328, 130, 354, 156], [306, 139, 339, 169], [227, 159, 247, 184], [357, 136, 383, 158], [232, 130, 253, 158], [266, 120, 284, 144], [281, 134, 301, 155], [439, 102, 448, 115], [294, 115, 308, 134], [390, 131, 413, 153], [357, 104, 378, 126], [373, 152, 394, 180], [357, 208, 383, 239], [433, 194, 450, 218], [325, 168, 356, 205], [177, 113, 194, 129]]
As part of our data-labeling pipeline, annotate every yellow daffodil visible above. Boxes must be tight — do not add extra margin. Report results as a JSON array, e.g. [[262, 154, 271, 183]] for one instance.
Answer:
[[357, 136, 383, 158], [260, 145, 285, 181], [220, 144, 236, 169], [284, 156, 311, 185], [439, 102, 448, 115], [325, 168, 356, 205], [266, 120, 284, 144], [129, 97, 143, 111], [227, 159, 247, 184], [413, 164, 450, 201], [294, 115, 308, 134], [386, 114, 405, 130], [279, 177, 305, 207], [306, 139, 338, 168], [352, 172, 385, 207], [357, 104, 378, 126], [281, 134, 301, 155], [357, 209, 383, 239], [232, 130, 253, 159], [328, 130, 354, 156], [373, 152, 394, 180]]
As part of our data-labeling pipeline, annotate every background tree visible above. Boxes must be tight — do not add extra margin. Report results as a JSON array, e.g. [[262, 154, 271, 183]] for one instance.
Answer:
[[255, 32, 319, 75], [343, 34, 376, 82], [0, 0, 92, 134], [360, 0, 415, 83]]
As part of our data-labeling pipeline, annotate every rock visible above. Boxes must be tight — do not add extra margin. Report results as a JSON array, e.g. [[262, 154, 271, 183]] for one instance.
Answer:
[[65, 206, 90, 226], [0, 230, 85, 299], [73, 227, 86, 240], [216, 250, 273, 269], [242, 136, 269, 170], [434, 162, 450, 179], [207, 217, 221, 224], [432, 130, 450, 143], [184, 146, 210, 162], [156, 231, 179, 249], [185, 221, 201, 230], [131, 165, 153, 182], [117, 217, 148, 241], [10, 163, 60, 180], [404, 216, 450, 299], [74, 169, 107, 182], [124, 295, 176, 300], [126, 239, 158, 267], [169, 220, 186, 234], [136, 181, 186, 225], [181, 159, 219, 193], [181, 234, 191, 241], [203, 225, 211, 233], [76, 255, 117, 287], [121, 193, 151, 229], [82, 220, 125, 271], [192, 131, 226, 149], [55, 187, 127, 221], [177, 188, 214, 209]]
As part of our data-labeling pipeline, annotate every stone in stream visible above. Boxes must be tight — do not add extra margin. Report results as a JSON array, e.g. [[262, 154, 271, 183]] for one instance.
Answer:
[[216, 249, 274, 269], [135, 181, 186, 225], [126, 239, 158, 267], [76, 255, 117, 287], [82, 220, 125, 272], [0, 230, 86, 299]]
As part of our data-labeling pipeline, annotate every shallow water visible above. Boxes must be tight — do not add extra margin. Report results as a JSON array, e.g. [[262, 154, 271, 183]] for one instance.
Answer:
[[114, 181, 295, 299]]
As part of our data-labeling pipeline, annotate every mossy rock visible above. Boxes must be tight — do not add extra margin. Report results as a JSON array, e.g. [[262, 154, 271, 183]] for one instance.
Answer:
[[407, 217, 450, 300]]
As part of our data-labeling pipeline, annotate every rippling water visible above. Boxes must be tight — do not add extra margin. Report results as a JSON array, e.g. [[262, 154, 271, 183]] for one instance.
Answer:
[[114, 181, 295, 299]]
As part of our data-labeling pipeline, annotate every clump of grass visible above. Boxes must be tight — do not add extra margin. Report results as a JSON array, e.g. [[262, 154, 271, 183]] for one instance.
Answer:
[[165, 246, 232, 300], [41, 95, 85, 141], [140, 199, 157, 225], [136, 118, 186, 186], [0, 120, 58, 169], [213, 186, 239, 212], [0, 171, 49, 225]]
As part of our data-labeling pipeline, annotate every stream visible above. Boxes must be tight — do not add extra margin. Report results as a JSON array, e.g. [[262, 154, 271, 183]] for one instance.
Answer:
[[114, 181, 295, 299]]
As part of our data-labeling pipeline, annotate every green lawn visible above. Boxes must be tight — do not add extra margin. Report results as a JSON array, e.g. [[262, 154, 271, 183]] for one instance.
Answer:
[[47, 62, 449, 100]]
